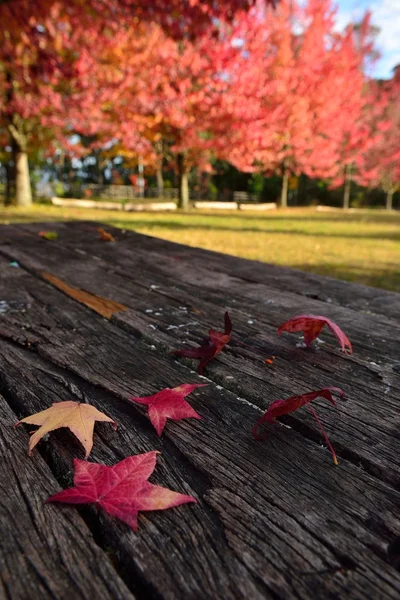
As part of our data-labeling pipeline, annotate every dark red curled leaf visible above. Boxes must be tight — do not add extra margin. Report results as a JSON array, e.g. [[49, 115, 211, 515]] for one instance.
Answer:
[[171, 311, 232, 374], [253, 387, 345, 465], [278, 314, 352, 354]]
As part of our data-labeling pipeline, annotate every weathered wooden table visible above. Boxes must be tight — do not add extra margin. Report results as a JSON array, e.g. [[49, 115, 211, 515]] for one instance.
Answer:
[[0, 221, 400, 600]]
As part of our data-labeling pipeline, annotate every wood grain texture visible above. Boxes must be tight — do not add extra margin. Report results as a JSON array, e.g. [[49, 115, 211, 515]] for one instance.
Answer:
[[1, 222, 400, 599], [2, 331, 400, 600], [1, 225, 399, 486], [6, 220, 399, 320], [0, 395, 135, 600]]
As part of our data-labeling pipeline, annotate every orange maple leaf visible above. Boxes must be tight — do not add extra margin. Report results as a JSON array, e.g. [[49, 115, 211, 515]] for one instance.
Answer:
[[97, 227, 116, 242], [15, 401, 117, 458]]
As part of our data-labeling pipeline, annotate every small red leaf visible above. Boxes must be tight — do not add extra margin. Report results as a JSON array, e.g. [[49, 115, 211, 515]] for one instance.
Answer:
[[253, 387, 345, 465], [46, 452, 196, 530], [278, 315, 352, 354], [129, 384, 207, 435], [172, 312, 232, 374]]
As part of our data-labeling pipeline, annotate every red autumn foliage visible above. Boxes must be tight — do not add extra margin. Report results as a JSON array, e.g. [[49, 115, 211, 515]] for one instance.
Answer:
[[278, 314, 352, 354], [46, 451, 196, 530], [172, 312, 232, 374], [253, 387, 345, 464], [355, 69, 400, 210], [222, 0, 374, 208], [129, 383, 207, 435]]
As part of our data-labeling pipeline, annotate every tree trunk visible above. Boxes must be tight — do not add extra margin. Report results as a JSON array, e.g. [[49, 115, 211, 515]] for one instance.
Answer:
[[280, 168, 289, 208], [8, 116, 32, 207], [386, 190, 394, 211], [177, 153, 189, 209], [15, 151, 32, 207], [156, 140, 164, 198], [138, 154, 145, 198], [343, 164, 352, 210], [156, 166, 164, 199]]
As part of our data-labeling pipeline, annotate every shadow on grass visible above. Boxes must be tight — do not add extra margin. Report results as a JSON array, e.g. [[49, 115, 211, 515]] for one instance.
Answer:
[[294, 263, 400, 292], [106, 218, 400, 243], [189, 210, 400, 226]]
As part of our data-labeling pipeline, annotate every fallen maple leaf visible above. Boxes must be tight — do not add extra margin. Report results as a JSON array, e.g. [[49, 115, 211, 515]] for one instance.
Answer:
[[46, 451, 196, 530], [278, 314, 352, 354], [129, 383, 207, 435], [264, 355, 276, 365], [39, 231, 59, 240], [253, 387, 345, 465], [15, 401, 117, 458], [97, 227, 116, 242], [172, 312, 232, 374]]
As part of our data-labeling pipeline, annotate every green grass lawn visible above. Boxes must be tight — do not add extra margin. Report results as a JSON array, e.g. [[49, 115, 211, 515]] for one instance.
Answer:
[[1, 204, 399, 292]]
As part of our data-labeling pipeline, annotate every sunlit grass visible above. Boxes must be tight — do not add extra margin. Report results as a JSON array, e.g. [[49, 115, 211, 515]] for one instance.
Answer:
[[1, 204, 399, 291]]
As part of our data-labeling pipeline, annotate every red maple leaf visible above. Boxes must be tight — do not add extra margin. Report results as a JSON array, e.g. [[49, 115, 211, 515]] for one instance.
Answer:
[[129, 383, 207, 435], [171, 312, 232, 374], [46, 451, 196, 530], [253, 387, 345, 465], [278, 314, 352, 354]]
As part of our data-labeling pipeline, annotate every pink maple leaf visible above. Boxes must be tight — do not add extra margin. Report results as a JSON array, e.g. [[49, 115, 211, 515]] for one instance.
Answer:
[[129, 383, 207, 435], [46, 451, 196, 530], [278, 314, 352, 354]]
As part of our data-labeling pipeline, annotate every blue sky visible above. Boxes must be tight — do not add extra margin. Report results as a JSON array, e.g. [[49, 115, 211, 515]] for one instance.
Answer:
[[336, 0, 400, 79]]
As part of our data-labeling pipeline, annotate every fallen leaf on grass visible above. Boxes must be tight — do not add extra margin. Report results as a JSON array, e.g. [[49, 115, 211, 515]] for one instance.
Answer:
[[253, 387, 345, 465], [39, 231, 59, 240], [278, 315, 352, 354], [46, 451, 196, 530], [97, 227, 116, 242], [129, 383, 207, 435], [15, 401, 117, 458], [172, 312, 232, 374]]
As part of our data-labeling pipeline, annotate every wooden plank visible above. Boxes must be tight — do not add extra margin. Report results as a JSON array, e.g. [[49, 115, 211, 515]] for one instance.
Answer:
[[7, 220, 399, 320], [1, 229, 399, 488], [0, 395, 135, 600], [1, 257, 400, 598], [109, 223, 400, 319], [1, 223, 399, 367], [2, 337, 400, 600]]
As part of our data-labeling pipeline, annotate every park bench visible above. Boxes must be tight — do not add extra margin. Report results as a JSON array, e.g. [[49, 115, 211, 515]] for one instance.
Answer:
[[0, 220, 400, 599], [233, 190, 258, 205]]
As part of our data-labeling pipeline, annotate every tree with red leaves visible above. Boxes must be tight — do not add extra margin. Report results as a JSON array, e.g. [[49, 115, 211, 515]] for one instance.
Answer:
[[0, 3, 103, 205], [0, 0, 275, 206], [327, 13, 379, 209], [81, 20, 249, 209], [224, 0, 373, 208], [356, 68, 400, 210]]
